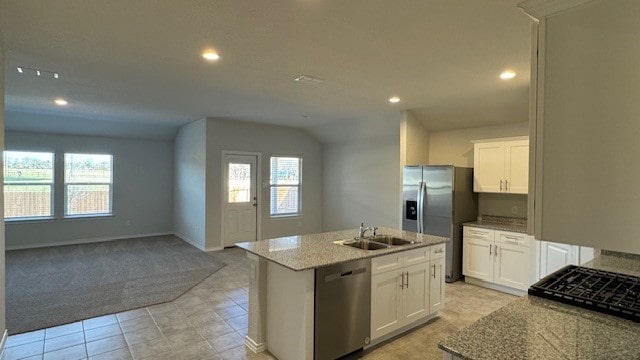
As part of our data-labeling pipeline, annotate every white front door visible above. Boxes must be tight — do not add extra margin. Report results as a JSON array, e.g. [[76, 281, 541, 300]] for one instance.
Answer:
[[223, 154, 258, 247]]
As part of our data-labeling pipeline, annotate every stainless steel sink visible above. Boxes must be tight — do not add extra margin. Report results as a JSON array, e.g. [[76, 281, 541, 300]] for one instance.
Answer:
[[369, 235, 415, 246], [333, 239, 389, 250]]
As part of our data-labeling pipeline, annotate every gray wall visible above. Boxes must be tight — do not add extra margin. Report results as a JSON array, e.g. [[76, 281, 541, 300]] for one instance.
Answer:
[[0, 37, 7, 338], [428, 122, 529, 219], [173, 119, 207, 249], [323, 116, 401, 231], [205, 118, 323, 250], [5, 131, 174, 249], [400, 111, 430, 166], [428, 122, 529, 167]]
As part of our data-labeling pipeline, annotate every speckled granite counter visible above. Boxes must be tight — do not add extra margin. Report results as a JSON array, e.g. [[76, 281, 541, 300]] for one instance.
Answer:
[[463, 221, 527, 234], [439, 253, 640, 359], [463, 215, 527, 233], [236, 227, 448, 271]]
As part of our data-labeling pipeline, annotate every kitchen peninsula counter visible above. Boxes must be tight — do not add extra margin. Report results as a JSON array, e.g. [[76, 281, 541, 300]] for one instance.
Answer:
[[236, 227, 448, 271], [439, 252, 640, 359]]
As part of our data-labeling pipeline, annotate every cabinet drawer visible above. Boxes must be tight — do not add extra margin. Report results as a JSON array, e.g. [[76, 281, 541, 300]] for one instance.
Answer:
[[495, 231, 528, 247], [463, 226, 494, 241], [430, 243, 446, 260], [372, 252, 404, 275], [404, 247, 430, 265]]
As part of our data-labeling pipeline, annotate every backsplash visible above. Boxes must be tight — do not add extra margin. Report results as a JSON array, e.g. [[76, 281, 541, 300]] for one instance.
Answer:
[[478, 193, 527, 218], [601, 250, 640, 261], [480, 215, 527, 227]]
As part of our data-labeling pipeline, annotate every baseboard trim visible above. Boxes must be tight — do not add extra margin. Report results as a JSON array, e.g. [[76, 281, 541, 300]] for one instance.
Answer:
[[244, 336, 267, 353], [172, 232, 206, 251], [464, 277, 527, 297], [6, 232, 174, 251], [0, 329, 8, 359], [205, 246, 224, 252]]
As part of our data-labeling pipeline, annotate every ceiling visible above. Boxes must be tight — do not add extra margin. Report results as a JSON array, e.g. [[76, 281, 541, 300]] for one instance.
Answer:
[[0, 0, 532, 141]]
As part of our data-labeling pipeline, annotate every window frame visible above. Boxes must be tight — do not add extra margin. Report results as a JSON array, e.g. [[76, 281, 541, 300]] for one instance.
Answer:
[[4, 150, 56, 222], [63, 153, 114, 218], [269, 155, 303, 218]]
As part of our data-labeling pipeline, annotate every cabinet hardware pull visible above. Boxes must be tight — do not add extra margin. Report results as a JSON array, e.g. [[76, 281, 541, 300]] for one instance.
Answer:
[[494, 245, 498, 256], [400, 272, 405, 289], [505, 180, 509, 192], [432, 264, 436, 279], [500, 180, 503, 191], [406, 271, 409, 288], [489, 244, 492, 255]]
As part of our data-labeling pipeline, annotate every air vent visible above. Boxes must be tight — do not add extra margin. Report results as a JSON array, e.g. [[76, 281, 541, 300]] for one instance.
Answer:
[[293, 75, 324, 84]]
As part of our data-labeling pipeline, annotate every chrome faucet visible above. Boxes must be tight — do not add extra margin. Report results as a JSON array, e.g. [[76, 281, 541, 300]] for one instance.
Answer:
[[358, 222, 378, 238]]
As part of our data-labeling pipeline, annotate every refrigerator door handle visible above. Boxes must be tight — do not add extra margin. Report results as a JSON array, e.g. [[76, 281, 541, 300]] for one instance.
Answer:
[[417, 181, 427, 233]]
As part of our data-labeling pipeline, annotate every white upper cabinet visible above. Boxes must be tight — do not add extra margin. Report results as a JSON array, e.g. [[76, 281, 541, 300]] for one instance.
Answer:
[[520, 0, 640, 253], [473, 138, 529, 194]]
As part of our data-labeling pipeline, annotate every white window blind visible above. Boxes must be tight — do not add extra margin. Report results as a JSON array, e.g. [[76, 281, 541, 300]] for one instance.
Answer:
[[270, 156, 302, 216], [4, 151, 55, 220], [64, 153, 113, 217]]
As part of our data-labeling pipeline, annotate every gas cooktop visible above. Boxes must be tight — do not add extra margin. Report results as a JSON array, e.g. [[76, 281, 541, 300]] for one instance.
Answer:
[[528, 265, 640, 323]]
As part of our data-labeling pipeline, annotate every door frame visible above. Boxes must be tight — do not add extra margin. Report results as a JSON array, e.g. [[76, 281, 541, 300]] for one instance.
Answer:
[[221, 150, 262, 247]]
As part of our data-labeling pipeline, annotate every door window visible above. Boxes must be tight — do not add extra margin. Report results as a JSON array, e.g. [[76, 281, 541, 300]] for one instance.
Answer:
[[228, 163, 251, 203]]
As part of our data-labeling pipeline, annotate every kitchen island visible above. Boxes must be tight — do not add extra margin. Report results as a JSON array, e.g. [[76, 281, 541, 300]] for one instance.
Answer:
[[236, 227, 449, 360], [439, 251, 640, 359]]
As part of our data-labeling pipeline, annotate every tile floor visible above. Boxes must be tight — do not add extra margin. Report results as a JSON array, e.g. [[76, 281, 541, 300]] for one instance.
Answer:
[[3, 248, 517, 360]]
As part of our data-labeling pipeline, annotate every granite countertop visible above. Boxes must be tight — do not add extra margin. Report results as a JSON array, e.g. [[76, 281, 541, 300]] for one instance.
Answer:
[[439, 252, 640, 359], [463, 220, 527, 234], [235, 227, 449, 271]]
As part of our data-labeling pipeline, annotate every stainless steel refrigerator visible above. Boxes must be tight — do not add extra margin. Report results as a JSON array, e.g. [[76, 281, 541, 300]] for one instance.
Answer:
[[402, 165, 477, 283]]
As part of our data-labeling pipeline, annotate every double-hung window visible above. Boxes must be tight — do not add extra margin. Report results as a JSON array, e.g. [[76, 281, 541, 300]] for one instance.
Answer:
[[64, 153, 113, 217], [4, 151, 55, 220], [270, 156, 302, 216]]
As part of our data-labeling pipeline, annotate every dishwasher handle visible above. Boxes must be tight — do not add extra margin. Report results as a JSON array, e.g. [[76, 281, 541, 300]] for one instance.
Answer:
[[324, 267, 367, 283]]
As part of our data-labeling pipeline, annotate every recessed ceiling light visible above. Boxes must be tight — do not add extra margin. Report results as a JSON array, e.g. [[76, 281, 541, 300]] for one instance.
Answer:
[[17, 67, 23, 74], [202, 50, 221, 61], [499, 70, 517, 80], [389, 96, 401, 104], [54, 98, 68, 106]]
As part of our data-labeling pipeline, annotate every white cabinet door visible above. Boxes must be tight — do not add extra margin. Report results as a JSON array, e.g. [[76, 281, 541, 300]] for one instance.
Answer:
[[540, 241, 577, 278], [429, 257, 445, 313], [371, 270, 402, 339], [463, 238, 493, 282], [504, 140, 529, 194], [402, 262, 430, 325], [473, 142, 505, 193], [493, 243, 531, 291]]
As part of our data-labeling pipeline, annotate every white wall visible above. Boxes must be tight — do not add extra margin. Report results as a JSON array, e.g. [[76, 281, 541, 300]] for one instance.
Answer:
[[428, 122, 529, 219], [0, 37, 7, 341], [400, 110, 430, 166], [205, 118, 323, 250], [5, 131, 174, 249], [428, 122, 529, 167], [173, 119, 207, 249], [323, 116, 402, 231]]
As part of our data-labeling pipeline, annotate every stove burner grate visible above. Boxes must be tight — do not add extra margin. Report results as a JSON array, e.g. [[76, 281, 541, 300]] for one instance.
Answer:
[[528, 265, 640, 322]]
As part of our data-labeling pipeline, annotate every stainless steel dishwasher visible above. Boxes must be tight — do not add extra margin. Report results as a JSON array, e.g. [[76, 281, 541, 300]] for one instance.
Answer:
[[314, 258, 371, 360]]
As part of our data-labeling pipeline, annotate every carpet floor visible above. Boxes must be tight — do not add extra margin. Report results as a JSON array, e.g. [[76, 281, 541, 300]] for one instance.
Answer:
[[6, 235, 226, 335]]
